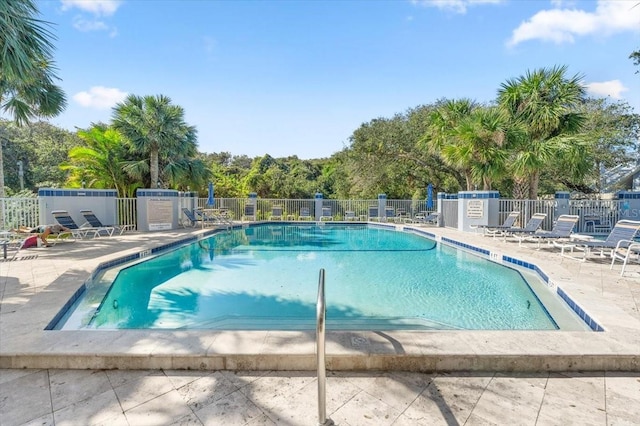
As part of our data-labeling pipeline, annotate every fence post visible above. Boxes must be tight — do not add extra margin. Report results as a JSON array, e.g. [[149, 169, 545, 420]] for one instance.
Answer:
[[377, 194, 387, 221], [554, 191, 570, 221]]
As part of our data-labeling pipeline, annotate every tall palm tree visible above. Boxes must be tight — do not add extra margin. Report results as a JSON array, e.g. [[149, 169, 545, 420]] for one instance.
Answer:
[[112, 94, 197, 189], [0, 0, 66, 202], [497, 66, 585, 198]]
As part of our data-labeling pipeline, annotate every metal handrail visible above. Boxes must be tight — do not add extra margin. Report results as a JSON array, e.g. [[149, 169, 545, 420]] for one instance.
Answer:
[[316, 269, 334, 426]]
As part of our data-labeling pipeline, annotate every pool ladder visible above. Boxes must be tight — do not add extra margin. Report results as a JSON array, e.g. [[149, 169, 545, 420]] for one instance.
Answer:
[[316, 269, 334, 426]]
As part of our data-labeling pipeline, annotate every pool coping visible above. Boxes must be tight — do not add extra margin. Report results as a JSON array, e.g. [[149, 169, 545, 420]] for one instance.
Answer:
[[1, 222, 639, 372]]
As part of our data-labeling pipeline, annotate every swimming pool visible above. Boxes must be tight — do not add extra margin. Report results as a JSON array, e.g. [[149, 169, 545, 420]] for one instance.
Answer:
[[56, 223, 588, 331]]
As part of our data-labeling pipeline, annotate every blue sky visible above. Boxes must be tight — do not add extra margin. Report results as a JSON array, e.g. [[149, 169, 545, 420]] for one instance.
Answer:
[[33, 0, 640, 159]]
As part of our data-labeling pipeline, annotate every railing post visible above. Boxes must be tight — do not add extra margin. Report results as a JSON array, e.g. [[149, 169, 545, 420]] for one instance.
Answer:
[[316, 269, 333, 426]]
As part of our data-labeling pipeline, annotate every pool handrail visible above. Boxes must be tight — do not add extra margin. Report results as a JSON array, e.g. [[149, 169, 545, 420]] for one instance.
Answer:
[[316, 269, 334, 426]]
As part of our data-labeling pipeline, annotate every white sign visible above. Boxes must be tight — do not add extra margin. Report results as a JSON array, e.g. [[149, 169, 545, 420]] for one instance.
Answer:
[[147, 198, 173, 230], [467, 200, 484, 218]]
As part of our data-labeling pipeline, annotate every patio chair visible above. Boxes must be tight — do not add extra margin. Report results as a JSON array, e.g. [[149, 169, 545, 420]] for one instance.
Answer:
[[344, 211, 357, 221], [79, 210, 117, 236], [320, 206, 333, 221], [610, 241, 640, 276], [395, 208, 411, 223], [182, 208, 200, 227], [51, 210, 101, 239], [368, 206, 379, 221], [561, 220, 640, 261], [520, 214, 579, 248], [242, 204, 256, 221], [504, 213, 547, 245], [194, 208, 224, 227], [475, 211, 520, 237], [415, 212, 439, 225], [298, 207, 313, 221], [384, 206, 395, 222], [269, 205, 283, 220]]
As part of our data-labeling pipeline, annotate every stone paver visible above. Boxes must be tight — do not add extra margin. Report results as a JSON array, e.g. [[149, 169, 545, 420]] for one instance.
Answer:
[[1, 225, 640, 424]]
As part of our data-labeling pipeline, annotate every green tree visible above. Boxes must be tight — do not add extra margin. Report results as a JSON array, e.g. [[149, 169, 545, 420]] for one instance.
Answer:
[[422, 99, 477, 190], [497, 66, 585, 198], [61, 124, 139, 197], [112, 94, 200, 189], [630, 49, 639, 74], [0, 0, 66, 198]]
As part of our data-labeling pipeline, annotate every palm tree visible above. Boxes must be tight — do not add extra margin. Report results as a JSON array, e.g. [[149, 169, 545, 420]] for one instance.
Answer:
[[61, 124, 140, 197], [0, 0, 66, 204], [112, 94, 197, 189], [497, 66, 585, 198], [450, 106, 523, 190], [422, 99, 478, 190]]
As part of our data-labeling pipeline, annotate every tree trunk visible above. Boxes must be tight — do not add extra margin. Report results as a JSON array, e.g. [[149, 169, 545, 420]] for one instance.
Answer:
[[465, 170, 473, 190], [512, 178, 529, 199], [150, 149, 159, 188], [529, 172, 540, 199], [0, 141, 4, 229]]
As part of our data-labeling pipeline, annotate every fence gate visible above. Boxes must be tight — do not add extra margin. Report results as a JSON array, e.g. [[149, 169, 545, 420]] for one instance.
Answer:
[[441, 199, 459, 229]]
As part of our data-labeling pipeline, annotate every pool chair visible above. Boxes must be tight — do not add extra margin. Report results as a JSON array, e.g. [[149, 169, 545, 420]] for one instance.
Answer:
[[395, 208, 412, 223], [415, 212, 439, 226], [194, 208, 228, 227], [79, 210, 119, 236], [269, 205, 283, 220], [181, 208, 201, 227], [242, 204, 256, 221], [560, 220, 640, 262], [474, 211, 520, 237], [51, 210, 102, 239], [367, 206, 379, 221], [504, 213, 547, 245], [610, 241, 640, 276], [344, 211, 357, 221], [519, 214, 579, 248], [298, 207, 313, 221], [320, 206, 333, 221]]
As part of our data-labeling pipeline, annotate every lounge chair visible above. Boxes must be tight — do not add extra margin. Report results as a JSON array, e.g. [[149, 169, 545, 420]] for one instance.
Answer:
[[79, 210, 118, 236], [368, 206, 380, 221], [384, 206, 395, 222], [504, 213, 547, 245], [194, 208, 227, 227], [520, 214, 579, 248], [561, 220, 640, 261], [51, 210, 101, 239], [182, 208, 200, 227], [320, 206, 333, 221], [610, 241, 640, 276], [415, 212, 439, 225], [475, 211, 520, 237], [344, 211, 357, 221], [395, 208, 411, 223], [298, 207, 312, 221], [269, 206, 283, 220], [242, 204, 256, 221]]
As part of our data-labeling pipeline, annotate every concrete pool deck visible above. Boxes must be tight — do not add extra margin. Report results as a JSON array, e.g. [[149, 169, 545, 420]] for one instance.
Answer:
[[1, 223, 639, 424]]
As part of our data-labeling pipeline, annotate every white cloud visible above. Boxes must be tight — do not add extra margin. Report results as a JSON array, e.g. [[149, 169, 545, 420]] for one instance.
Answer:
[[73, 86, 128, 109], [411, 0, 504, 14], [508, 0, 640, 46], [61, 0, 122, 17], [72, 16, 109, 32], [585, 80, 628, 99]]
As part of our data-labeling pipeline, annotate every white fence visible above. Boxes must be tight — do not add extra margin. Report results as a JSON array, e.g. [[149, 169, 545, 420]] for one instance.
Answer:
[[0, 196, 632, 234]]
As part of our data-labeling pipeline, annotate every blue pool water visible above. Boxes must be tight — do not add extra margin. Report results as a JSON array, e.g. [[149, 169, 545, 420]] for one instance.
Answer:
[[60, 224, 563, 330]]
